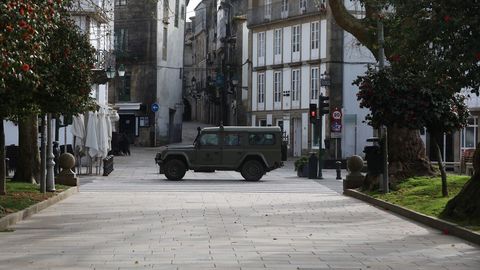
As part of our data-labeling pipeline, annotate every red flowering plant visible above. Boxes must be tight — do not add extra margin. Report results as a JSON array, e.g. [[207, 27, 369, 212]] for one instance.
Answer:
[[0, 0, 63, 117]]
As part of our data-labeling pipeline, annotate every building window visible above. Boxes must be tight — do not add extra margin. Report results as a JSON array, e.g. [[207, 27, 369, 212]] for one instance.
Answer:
[[274, 29, 282, 55], [258, 73, 265, 104], [292, 25, 300, 53], [114, 28, 128, 52], [264, 0, 272, 19], [258, 32, 266, 58], [311, 67, 319, 99], [299, 0, 307, 11], [115, 0, 127, 6], [461, 117, 478, 149], [282, 0, 288, 12], [119, 75, 131, 101], [163, 0, 169, 21], [292, 69, 300, 101], [274, 71, 282, 103], [311, 21, 319, 50], [162, 27, 168, 60], [174, 0, 180, 27]]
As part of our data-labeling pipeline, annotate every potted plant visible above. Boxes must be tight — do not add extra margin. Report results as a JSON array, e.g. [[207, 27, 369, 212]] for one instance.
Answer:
[[294, 156, 309, 177]]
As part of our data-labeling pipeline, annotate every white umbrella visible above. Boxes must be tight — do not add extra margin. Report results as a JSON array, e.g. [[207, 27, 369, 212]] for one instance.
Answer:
[[96, 108, 109, 158], [71, 114, 85, 147], [106, 113, 112, 152], [85, 111, 99, 158]]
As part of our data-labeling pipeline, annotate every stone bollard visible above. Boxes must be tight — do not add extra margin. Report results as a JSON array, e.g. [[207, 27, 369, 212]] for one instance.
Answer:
[[55, 153, 78, 186], [343, 155, 365, 190]]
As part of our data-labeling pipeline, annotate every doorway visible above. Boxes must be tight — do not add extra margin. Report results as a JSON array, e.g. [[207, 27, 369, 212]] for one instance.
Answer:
[[293, 118, 302, 157], [119, 114, 136, 144]]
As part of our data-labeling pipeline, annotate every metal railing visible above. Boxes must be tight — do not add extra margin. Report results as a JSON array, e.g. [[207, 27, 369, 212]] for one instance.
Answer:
[[248, 0, 325, 27], [93, 50, 115, 70], [69, 0, 112, 24]]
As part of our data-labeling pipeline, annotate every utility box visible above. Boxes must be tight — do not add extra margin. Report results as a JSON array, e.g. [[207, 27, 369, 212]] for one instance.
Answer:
[[308, 153, 318, 179], [363, 145, 383, 175]]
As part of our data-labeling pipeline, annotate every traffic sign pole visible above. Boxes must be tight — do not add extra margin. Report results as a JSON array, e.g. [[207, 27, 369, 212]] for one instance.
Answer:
[[151, 103, 159, 146]]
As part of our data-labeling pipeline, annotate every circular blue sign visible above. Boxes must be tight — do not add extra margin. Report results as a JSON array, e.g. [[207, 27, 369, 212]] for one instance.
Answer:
[[151, 103, 159, 112]]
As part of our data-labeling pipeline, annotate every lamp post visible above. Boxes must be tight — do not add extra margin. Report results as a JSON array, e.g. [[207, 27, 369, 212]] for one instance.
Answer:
[[191, 77, 197, 120], [107, 65, 125, 104], [318, 71, 331, 179]]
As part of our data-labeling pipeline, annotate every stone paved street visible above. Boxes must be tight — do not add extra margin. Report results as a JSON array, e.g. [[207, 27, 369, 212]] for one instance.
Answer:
[[0, 126, 479, 269]]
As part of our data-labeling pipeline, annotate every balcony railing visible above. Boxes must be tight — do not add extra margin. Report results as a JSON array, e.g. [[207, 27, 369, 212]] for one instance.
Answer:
[[248, 0, 326, 27], [93, 50, 115, 70], [69, 0, 112, 24]]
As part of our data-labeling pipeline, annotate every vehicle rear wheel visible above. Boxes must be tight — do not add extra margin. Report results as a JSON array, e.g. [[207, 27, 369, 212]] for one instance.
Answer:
[[241, 160, 265, 181], [164, 159, 186, 180]]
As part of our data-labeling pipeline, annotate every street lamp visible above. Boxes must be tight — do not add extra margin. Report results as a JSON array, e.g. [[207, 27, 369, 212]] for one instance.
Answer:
[[107, 65, 126, 104], [317, 71, 331, 179], [118, 64, 126, 77], [106, 66, 116, 79]]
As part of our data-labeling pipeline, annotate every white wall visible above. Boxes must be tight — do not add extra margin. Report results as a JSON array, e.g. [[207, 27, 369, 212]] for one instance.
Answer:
[[156, 0, 186, 139], [266, 30, 274, 66], [342, 31, 375, 158], [241, 22, 249, 102], [283, 26, 291, 63], [265, 70, 274, 111], [301, 23, 310, 61]]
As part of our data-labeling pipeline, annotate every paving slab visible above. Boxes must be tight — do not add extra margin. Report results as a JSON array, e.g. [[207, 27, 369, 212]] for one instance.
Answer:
[[0, 139, 479, 269]]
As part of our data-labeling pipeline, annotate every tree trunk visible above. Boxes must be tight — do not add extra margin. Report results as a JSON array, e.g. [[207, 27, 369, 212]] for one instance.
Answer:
[[441, 144, 480, 221], [329, 1, 434, 182], [0, 117, 6, 195], [14, 115, 40, 184], [388, 125, 435, 182], [432, 133, 448, 197]]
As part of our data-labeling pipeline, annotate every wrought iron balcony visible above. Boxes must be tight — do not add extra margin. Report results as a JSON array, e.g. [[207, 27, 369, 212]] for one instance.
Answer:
[[69, 0, 111, 24], [247, 0, 326, 27], [91, 49, 115, 84], [93, 50, 115, 71]]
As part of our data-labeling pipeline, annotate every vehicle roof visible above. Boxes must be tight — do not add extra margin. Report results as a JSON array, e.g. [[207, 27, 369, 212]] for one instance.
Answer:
[[201, 126, 282, 133]]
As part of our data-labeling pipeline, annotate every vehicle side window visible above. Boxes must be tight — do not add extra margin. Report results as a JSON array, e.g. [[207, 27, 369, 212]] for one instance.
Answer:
[[249, 133, 275, 145], [199, 134, 219, 146], [224, 134, 240, 146]]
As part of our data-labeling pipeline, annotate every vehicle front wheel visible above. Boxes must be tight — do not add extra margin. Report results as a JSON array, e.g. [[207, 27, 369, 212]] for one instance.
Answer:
[[164, 159, 187, 180], [241, 160, 265, 181]]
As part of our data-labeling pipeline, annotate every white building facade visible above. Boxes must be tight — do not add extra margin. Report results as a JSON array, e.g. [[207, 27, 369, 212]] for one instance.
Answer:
[[155, 0, 188, 144], [247, 0, 375, 159]]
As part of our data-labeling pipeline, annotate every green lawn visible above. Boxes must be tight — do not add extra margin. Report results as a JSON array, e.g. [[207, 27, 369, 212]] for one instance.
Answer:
[[0, 181, 68, 219], [367, 175, 479, 231]]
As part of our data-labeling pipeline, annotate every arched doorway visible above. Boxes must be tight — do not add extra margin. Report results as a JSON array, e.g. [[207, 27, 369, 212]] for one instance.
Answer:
[[183, 98, 192, 121]]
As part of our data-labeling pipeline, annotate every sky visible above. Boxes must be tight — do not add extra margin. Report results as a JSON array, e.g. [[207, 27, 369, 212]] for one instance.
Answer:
[[187, 0, 202, 21]]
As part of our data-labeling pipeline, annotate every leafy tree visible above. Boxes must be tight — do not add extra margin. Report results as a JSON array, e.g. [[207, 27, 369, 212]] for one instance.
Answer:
[[354, 67, 470, 195], [36, 15, 96, 116], [330, 0, 480, 218], [329, 0, 436, 180], [0, 0, 62, 193], [0, 0, 95, 192]]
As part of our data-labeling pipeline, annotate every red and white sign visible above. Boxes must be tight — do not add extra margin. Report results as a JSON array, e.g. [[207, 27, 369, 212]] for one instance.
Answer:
[[331, 108, 342, 120], [331, 107, 342, 133]]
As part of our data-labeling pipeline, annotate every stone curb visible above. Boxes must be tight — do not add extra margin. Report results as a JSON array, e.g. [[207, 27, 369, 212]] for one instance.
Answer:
[[344, 189, 480, 246], [0, 186, 78, 231]]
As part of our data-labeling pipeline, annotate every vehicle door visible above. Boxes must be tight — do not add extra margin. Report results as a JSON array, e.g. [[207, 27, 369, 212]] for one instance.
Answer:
[[221, 132, 244, 169], [195, 132, 222, 167]]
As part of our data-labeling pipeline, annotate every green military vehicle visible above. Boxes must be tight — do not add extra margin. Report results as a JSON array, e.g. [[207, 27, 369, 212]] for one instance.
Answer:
[[155, 126, 287, 181]]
